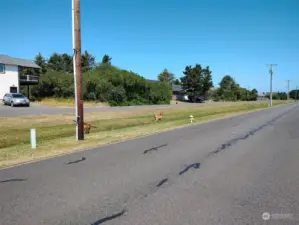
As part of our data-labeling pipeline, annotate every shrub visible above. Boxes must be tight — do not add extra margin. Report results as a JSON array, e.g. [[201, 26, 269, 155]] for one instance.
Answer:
[[30, 65, 172, 106], [86, 92, 97, 101], [107, 86, 126, 105]]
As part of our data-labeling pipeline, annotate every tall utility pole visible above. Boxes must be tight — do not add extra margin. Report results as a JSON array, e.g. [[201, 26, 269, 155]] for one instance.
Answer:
[[72, 0, 78, 140], [296, 86, 298, 102], [73, 0, 84, 140], [287, 80, 290, 100], [247, 86, 250, 101], [267, 64, 277, 107]]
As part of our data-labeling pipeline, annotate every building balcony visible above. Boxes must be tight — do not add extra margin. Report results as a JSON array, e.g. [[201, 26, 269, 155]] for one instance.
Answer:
[[19, 75, 39, 85]]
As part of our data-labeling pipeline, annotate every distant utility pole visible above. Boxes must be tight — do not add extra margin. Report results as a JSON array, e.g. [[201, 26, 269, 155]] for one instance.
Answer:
[[296, 85, 298, 102], [247, 86, 250, 101], [73, 0, 84, 140], [287, 80, 290, 100], [267, 64, 277, 107]]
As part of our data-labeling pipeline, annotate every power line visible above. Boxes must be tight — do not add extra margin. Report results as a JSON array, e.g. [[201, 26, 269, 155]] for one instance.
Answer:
[[267, 64, 277, 107]]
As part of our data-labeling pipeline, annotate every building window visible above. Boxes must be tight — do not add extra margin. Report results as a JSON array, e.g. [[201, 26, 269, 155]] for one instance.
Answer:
[[10, 86, 18, 93], [0, 64, 5, 73]]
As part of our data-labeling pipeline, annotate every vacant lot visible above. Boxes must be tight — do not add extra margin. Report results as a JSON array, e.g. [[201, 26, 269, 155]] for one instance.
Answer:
[[0, 100, 294, 168]]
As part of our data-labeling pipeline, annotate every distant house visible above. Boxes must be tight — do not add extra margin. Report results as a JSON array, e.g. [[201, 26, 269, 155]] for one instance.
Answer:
[[257, 92, 268, 101], [146, 79, 189, 101], [0, 55, 40, 99], [172, 84, 183, 94], [146, 79, 160, 83], [146, 79, 184, 94]]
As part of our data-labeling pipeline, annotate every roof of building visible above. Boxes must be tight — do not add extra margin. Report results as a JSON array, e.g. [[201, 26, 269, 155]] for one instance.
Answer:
[[146, 79, 184, 92], [0, 54, 40, 69], [146, 79, 160, 83], [172, 84, 183, 92]]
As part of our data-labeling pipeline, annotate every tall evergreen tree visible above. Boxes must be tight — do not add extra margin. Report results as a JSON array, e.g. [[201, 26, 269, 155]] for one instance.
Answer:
[[157, 68, 175, 84], [34, 52, 47, 75]]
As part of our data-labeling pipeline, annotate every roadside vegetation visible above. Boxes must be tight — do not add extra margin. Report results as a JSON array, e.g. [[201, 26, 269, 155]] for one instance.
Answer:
[[0, 100, 294, 168], [21, 53, 172, 106], [19, 52, 278, 108], [35, 98, 108, 108]]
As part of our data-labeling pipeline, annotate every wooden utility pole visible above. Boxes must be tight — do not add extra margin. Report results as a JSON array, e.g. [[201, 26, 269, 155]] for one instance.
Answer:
[[72, 0, 78, 140], [74, 0, 84, 140], [267, 64, 277, 107]]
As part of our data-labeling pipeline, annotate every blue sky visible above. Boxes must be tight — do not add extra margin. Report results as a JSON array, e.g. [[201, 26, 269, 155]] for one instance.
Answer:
[[1, 0, 299, 93]]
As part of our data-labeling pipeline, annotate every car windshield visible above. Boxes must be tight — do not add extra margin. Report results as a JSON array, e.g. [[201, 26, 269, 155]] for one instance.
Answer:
[[12, 94, 25, 98]]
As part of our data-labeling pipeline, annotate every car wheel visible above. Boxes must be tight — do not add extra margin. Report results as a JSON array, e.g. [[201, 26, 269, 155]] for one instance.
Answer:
[[26, 104, 30, 107], [11, 102, 14, 107]]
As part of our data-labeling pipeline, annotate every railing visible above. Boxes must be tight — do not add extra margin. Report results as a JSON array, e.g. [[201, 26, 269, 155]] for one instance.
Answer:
[[19, 75, 39, 82]]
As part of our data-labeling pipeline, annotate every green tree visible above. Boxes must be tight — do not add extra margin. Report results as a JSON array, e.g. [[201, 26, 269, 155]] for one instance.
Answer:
[[102, 54, 112, 64], [274, 92, 287, 100], [180, 64, 214, 100], [157, 68, 175, 84], [149, 82, 172, 104], [289, 89, 299, 100], [61, 53, 73, 74], [249, 88, 258, 101], [180, 64, 204, 100], [217, 75, 239, 101], [46, 52, 96, 73], [19, 67, 35, 76], [173, 79, 181, 85], [216, 75, 259, 101], [95, 80, 114, 102], [108, 86, 126, 105], [31, 52, 172, 106], [34, 52, 47, 75], [81, 50, 96, 72], [47, 53, 64, 72], [202, 66, 214, 97]]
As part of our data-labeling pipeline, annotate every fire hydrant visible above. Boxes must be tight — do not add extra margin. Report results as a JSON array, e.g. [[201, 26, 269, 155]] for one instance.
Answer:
[[189, 115, 194, 123]]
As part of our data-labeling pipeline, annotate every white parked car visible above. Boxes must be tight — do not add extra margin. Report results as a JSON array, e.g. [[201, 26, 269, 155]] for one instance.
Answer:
[[2, 93, 30, 107]]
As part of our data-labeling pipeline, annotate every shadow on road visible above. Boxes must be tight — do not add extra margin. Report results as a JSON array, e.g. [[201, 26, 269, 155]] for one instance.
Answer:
[[179, 163, 201, 176], [91, 210, 126, 225], [66, 157, 86, 165], [0, 178, 27, 183], [156, 178, 168, 187], [143, 144, 168, 154]]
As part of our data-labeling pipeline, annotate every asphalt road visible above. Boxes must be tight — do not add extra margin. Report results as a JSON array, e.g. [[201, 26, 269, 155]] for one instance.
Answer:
[[1, 103, 299, 225], [0, 101, 262, 117]]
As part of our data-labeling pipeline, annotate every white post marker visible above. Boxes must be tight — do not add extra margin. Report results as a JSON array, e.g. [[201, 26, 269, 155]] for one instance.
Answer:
[[30, 128, 36, 149], [190, 115, 194, 123]]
